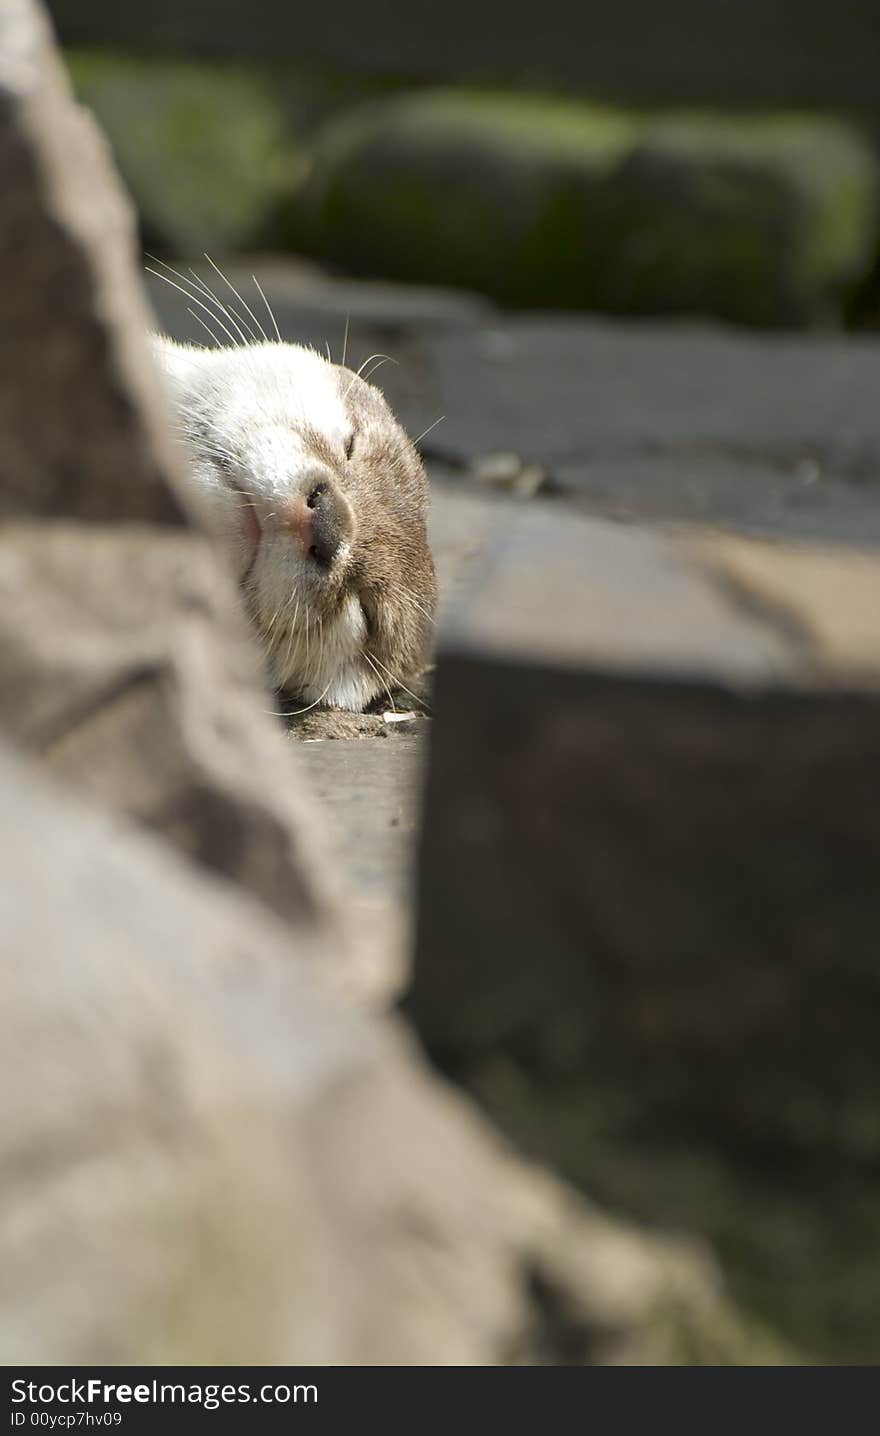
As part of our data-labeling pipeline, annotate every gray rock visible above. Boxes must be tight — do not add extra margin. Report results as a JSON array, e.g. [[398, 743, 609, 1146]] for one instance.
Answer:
[[432, 499, 801, 680], [420, 316, 880, 548], [472, 452, 550, 499], [297, 734, 425, 913], [0, 739, 782, 1364], [551, 453, 880, 548], [0, 0, 334, 931], [407, 499, 880, 1361], [419, 318, 880, 476], [0, 4, 182, 524]]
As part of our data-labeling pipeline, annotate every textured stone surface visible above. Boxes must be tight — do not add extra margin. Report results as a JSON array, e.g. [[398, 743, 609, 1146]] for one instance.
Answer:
[[434, 503, 801, 679], [46, 0, 880, 112], [0, 0, 335, 931], [292, 731, 428, 1005], [1, 740, 786, 1366], [406, 501, 880, 1361], [551, 453, 880, 548], [420, 316, 880, 543], [297, 734, 426, 907], [295, 92, 878, 325], [415, 318, 880, 477], [0, 4, 183, 523], [692, 536, 880, 675], [0, 524, 340, 931]]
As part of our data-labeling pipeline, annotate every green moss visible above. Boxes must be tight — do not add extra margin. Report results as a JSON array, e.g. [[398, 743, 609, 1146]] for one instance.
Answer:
[[605, 114, 879, 324], [293, 91, 636, 304], [66, 50, 298, 255], [351, 90, 639, 162], [64, 52, 879, 321], [295, 89, 879, 326]]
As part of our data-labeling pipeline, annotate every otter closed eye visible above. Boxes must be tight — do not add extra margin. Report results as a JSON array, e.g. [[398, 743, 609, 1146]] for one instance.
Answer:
[[150, 270, 436, 715]]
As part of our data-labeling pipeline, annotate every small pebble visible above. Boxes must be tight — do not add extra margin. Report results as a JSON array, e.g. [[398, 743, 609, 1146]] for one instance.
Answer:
[[472, 452, 547, 499]]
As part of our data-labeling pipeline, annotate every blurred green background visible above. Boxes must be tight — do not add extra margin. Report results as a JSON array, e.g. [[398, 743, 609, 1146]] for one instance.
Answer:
[[49, 0, 880, 329]]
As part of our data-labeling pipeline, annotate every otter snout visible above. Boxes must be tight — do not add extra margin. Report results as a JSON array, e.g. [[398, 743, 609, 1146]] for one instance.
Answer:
[[285, 474, 353, 570]]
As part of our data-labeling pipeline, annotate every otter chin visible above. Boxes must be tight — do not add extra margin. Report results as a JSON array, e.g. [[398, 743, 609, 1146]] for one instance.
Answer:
[[152, 325, 436, 714]]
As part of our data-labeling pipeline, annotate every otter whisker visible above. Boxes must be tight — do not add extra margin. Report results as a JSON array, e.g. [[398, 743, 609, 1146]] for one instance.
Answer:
[[288, 674, 333, 715], [201, 443, 240, 465], [171, 424, 238, 463], [262, 581, 296, 653], [315, 615, 330, 689], [183, 309, 222, 348], [186, 266, 255, 346], [146, 264, 241, 348], [264, 599, 285, 639], [412, 415, 445, 448], [283, 677, 333, 717], [147, 256, 251, 347], [151, 254, 255, 347], [366, 650, 428, 710], [361, 357, 396, 386], [252, 274, 282, 343], [364, 650, 396, 713], [356, 352, 396, 379], [399, 589, 437, 629], [203, 254, 270, 344], [146, 254, 208, 305], [282, 596, 301, 676], [262, 673, 334, 719], [360, 354, 399, 384], [238, 498, 270, 518], [202, 446, 239, 464], [345, 353, 399, 399]]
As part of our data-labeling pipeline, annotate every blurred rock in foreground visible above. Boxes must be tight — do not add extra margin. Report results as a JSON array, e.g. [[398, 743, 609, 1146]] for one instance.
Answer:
[[408, 499, 880, 1362], [3, 740, 787, 1365], [0, 0, 336, 935]]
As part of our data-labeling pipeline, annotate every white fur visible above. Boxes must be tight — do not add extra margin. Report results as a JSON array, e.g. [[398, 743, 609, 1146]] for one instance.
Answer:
[[153, 336, 380, 710]]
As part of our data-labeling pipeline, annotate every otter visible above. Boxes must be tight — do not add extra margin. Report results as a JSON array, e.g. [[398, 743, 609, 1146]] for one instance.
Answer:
[[150, 264, 436, 714]]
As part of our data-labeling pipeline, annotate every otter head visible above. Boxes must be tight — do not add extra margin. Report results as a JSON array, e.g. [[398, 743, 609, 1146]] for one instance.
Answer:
[[153, 336, 436, 712]]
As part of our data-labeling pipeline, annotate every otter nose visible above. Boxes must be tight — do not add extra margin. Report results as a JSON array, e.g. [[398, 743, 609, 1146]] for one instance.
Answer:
[[287, 480, 346, 568]]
